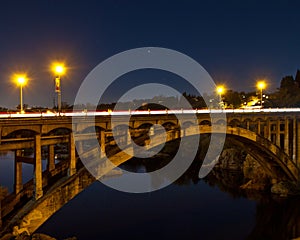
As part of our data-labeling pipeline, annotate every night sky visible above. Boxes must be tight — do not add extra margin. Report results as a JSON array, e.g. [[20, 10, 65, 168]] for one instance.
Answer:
[[1, 0, 300, 108]]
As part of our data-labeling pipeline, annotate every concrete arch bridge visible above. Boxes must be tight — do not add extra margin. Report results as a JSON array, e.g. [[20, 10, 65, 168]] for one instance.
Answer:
[[0, 110, 300, 236]]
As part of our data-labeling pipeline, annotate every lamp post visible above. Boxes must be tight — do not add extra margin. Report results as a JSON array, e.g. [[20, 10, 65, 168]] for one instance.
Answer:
[[257, 81, 266, 108], [15, 75, 27, 113], [216, 85, 225, 108], [52, 63, 65, 112]]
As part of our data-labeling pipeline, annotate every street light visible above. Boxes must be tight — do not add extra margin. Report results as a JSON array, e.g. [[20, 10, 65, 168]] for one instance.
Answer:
[[14, 74, 28, 113], [52, 63, 66, 112], [216, 85, 225, 108], [257, 81, 266, 108]]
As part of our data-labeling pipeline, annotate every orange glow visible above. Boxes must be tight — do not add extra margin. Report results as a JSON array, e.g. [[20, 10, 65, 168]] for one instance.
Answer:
[[17, 77, 25, 85], [12, 73, 28, 86], [216, 85, 225, 95], [257, 81, 266, 90], [52, 62, 66, 75]]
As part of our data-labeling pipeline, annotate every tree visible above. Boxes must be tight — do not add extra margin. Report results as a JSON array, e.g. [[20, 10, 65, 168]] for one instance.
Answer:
[[223, 90, 242, 108], [273, 74, 300, 107], [0, 106, 8, 112], [295, 69, 300, 87], [16, 104, 28, 111], [280, 75, 295, 91]]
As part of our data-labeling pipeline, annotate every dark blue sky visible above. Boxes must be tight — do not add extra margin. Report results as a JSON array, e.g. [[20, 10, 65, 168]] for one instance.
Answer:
[[1, 0, 300, 108]]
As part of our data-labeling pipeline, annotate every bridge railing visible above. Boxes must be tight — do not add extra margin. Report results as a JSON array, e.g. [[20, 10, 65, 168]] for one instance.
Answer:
[[1, 108, 300, 119]]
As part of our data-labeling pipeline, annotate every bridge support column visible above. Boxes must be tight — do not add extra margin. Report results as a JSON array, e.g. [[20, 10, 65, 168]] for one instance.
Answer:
[[100, 130, 106, 158], [297, 121, 300, 167], [34, 135, 43, 200], [284, 118, 289, 155], [175, 129, 180, 139], [47, 144, 55, 172], [264, 119, 271, 141], [0, 198, 2, 227], [77, 141, 84, 155], [293, 117, 297, 162], [263, 125, 267, 139], [68, 132, 76, 176], [246, 121, 250, 130], [181, 129, 185, 137], [276, 120, 281, 147], [257, 120, 261, 135], [14, 150, 23, 194], [127, 129, 131, 145], [166, 131, 171, 142]]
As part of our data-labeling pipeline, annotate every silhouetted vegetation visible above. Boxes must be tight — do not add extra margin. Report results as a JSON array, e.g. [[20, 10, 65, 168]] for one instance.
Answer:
[[5, 69, 300, 112], [267, 70, 300, 107], [0, 106, 8, 111]]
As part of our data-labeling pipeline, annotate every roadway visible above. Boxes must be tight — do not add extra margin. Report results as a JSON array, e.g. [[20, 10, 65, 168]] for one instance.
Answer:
[[1, 108, 300, 118]]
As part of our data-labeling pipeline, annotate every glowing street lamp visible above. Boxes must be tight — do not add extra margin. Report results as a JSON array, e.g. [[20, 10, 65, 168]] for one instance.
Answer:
[[216, 85, 225, 108], [257, 81, 266, 108], [14, 74, 28, 113], [52, 63, 66, 112], [55, 65, 65, 75]]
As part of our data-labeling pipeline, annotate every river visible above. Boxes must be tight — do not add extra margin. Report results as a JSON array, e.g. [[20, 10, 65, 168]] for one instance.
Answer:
[[1, 151, 300, 239]]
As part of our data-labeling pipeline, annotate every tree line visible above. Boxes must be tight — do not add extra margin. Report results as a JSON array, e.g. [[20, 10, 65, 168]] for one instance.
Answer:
[[1, 69, 300, 112], [185, 69, 300, 109]]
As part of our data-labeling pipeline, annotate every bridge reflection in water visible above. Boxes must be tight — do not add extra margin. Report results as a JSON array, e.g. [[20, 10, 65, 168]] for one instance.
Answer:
[[1, 110, 300, 238]]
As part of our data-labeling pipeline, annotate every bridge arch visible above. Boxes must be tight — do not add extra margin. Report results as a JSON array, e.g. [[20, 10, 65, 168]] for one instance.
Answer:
[[199, 120, 211, 126], [181, 121, 195, 129], [227, 136, 290, 180], [47, 127, 72, 136], [123, 125, 299, 182], [215, 119, 226, 125], [80, 125, 105, 134], [45, 126, 72, 135], [102, 123, 298, 182], [136, 123, 153, 130], [159, 119, 178, 128], [250, 116, 264, 122], [242, 118, 252, 123], [198, 126, 298, 181], [162, 121, 178, 130], [94, 122, 108, 131], [228, 118, 241, 127], [2, 127, 40, 138], [255, 117, 264, 122], [112, 124, 133, 133]]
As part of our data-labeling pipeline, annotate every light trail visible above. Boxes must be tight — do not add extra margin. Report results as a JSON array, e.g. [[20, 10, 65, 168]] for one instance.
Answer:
[[1, 108, 300, 118]]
